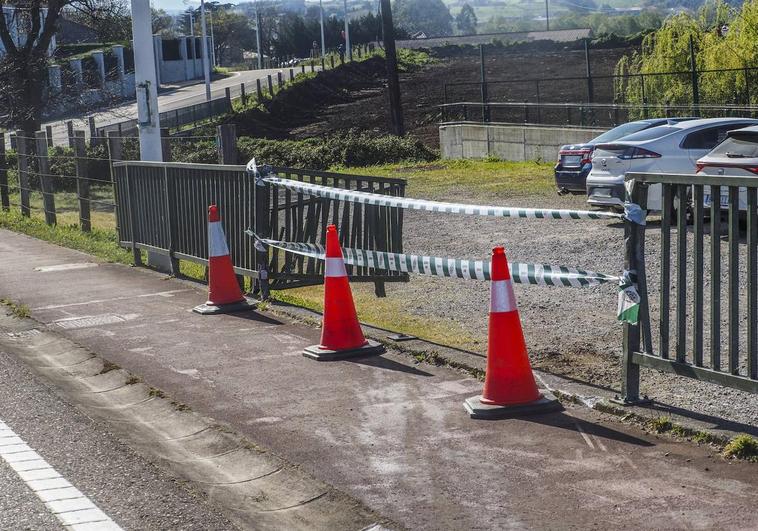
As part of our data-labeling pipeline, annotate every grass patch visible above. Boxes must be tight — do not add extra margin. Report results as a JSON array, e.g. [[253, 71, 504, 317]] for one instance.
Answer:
[[335, 159, 554, 199], [0, 298, 30, 319], [649, 417, 673, 433], [0, 210, 131, 265], [99, 359, 120, 374], [272, 282, 482, 353], [723, 435, 758, 462], [125, 375, 141, 385]]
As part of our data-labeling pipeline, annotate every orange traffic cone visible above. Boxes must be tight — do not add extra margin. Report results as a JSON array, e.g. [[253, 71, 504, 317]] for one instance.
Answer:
[[464, 247, 561, 419], [193, 205, 256, 315], [303, 225, 384, 361]]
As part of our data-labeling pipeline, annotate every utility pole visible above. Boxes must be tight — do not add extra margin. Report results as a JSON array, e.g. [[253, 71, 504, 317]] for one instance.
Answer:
[[343, 0, 352, 60], [319, 0, 326, 57], [130, 0, 162, 161], [380, 0, 403, 136], [200, 0, 211, 101], [255, 1, 263, 69], [188, 10, 194, 36], [545, 0, 550, 31], [209, 8, 216, 67]]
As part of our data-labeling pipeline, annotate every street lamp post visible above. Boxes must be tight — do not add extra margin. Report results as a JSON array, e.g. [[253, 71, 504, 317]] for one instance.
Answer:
[[255, 1, 263, 69], [199, 0, 211, 101], [319, 0, 326, 57], [343, 0, 351, 60]]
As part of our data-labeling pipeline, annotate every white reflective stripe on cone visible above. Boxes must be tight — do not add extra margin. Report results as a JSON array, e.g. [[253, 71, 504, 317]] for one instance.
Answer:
[[490, 279, 517, 313], [325, 257, 347, 277], [208, 222, 230, 258]]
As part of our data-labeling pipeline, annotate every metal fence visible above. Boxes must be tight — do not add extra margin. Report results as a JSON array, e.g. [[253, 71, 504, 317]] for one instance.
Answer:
[[255, 167, 408, 293], [622, 173, 758, 400], [97, 96, 232, 139], [113, 161, 407, 293], [440, 101, 758, 129]]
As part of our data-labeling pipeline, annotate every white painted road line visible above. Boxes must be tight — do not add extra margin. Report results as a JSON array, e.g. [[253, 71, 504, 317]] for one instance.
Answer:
[[33, 289, 191, 311], [0, 417, 123, 530]]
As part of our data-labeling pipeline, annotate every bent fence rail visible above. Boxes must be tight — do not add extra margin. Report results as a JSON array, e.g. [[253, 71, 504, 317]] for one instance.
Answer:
[[623, 172, 758, 400], [112, 161, 406, 293]]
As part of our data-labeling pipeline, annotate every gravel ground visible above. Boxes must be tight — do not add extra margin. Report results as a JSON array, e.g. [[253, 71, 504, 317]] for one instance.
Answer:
[[0, 348, 237, 531], [384, 187, 758, 429]]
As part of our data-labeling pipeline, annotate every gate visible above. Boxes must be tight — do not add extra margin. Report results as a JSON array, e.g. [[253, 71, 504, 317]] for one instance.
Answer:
[[622, 172, 758, 400], [112, 161, 407, 293]]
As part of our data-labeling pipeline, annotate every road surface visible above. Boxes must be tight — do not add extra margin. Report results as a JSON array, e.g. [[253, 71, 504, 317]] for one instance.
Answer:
[[1, 229, 757, 530]]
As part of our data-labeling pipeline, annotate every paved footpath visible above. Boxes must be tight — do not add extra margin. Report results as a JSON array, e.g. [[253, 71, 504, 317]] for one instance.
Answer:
[[1, 229, 757, 530]]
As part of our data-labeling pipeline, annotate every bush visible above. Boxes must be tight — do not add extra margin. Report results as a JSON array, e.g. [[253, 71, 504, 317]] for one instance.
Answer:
[[237, 132, 437, 170]]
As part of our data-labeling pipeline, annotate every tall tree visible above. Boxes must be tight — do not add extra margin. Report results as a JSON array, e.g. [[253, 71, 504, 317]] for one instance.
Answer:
[[0, 0, 67, 133], [455, 3, 477, 35], [393, 0, 453, 37]]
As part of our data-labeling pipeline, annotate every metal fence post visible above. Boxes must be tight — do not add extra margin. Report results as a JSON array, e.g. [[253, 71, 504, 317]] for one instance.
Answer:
[[690, 35, 700, 116], [479, 44, 488, 122], [240, 82, 247, 105], [277, 71, 283, 89], [252, 168, 270, 299], [256, 78, 263, 100], [162, 166, 180, 276], [45, 126, 53, 147], [16, 131, 30, 217], [289, 68, 294, 82], [0, 132, 8, 212], [621, 181, 648, 403], [225, 87, 232, 108], [73, 131, 90, 232], [35, 131, 56, 226], [267, 74, 273, 96]]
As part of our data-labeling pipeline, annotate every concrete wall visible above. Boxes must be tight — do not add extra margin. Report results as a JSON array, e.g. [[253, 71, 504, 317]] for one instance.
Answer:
[[440, 122, 606, 162]]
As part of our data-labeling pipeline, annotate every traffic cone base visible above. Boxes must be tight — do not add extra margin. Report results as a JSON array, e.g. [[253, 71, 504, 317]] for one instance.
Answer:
[[464, 390, 562, 420], [192, 297, 256, 315], [303, 339, 385, 361]]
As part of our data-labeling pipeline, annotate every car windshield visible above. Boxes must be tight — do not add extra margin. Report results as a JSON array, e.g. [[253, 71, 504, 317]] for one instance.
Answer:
[[709, 133, 758, 159], [590, 121, 656, 144], [616, 125, 681, 142]]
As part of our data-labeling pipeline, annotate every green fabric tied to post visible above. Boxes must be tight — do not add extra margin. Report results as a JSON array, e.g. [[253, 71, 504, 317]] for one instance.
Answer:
[[617, 271, 641, 324]]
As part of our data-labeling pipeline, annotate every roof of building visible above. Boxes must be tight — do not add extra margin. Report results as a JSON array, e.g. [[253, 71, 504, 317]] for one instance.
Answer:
[[396, 28, 593, 49]]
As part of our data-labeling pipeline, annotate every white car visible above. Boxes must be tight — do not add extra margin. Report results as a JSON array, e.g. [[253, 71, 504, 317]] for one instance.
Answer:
[[697, 125, 758, 210], [586, 118, 758, 211]]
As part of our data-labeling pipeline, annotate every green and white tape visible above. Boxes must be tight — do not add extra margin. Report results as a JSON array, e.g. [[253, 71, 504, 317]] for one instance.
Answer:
[[262, 176, 623, 221], [248, 233, 621, 288]]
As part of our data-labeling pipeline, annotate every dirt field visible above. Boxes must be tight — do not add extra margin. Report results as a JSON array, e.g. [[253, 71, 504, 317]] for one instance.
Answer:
[[232, 47, 633, 149]]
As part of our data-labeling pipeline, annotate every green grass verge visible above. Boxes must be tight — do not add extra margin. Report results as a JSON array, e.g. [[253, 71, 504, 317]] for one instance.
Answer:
[[334, 159, 555, 198]]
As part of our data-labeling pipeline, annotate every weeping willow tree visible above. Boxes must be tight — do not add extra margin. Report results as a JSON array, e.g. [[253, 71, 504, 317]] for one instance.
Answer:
[[615, 0, 758, 119]]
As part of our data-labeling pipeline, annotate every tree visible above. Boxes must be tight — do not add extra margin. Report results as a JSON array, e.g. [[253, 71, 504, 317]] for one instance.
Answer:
[[205, 8, 256, 64], [393, 0, 453, 37], [455, 3, 477, 35], [0, 0, 68, 133], [151, 8, 175, 36], [65, 0, 131, 42]]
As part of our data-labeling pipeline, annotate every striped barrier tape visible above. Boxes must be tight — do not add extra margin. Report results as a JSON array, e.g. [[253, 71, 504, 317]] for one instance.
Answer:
[[261, 176, 624, 221], [247, 232, 621, 288]]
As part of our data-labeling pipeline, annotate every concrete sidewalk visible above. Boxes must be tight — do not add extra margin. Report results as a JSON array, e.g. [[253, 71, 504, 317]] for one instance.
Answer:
[[1, 229, 757, 530]]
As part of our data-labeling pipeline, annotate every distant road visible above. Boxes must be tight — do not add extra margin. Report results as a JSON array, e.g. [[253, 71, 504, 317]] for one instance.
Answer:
[[37, 67, 294, 147]]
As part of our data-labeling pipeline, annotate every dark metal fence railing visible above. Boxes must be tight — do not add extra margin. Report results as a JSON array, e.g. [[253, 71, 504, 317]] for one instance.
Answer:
[[113, 161, 407, 294], [622, 172, 758, 400]]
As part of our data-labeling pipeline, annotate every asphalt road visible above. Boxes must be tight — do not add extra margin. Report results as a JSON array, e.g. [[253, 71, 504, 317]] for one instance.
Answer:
[[36, 67, 290, 147], [1, 229, 757, 530], [0, 324, 237, 530]]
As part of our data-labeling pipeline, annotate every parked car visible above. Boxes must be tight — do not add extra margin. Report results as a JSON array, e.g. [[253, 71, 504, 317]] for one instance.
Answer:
[[586, 117, 758, 211], [696, 125, 758, 210], [554, 118, 695, 194]]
